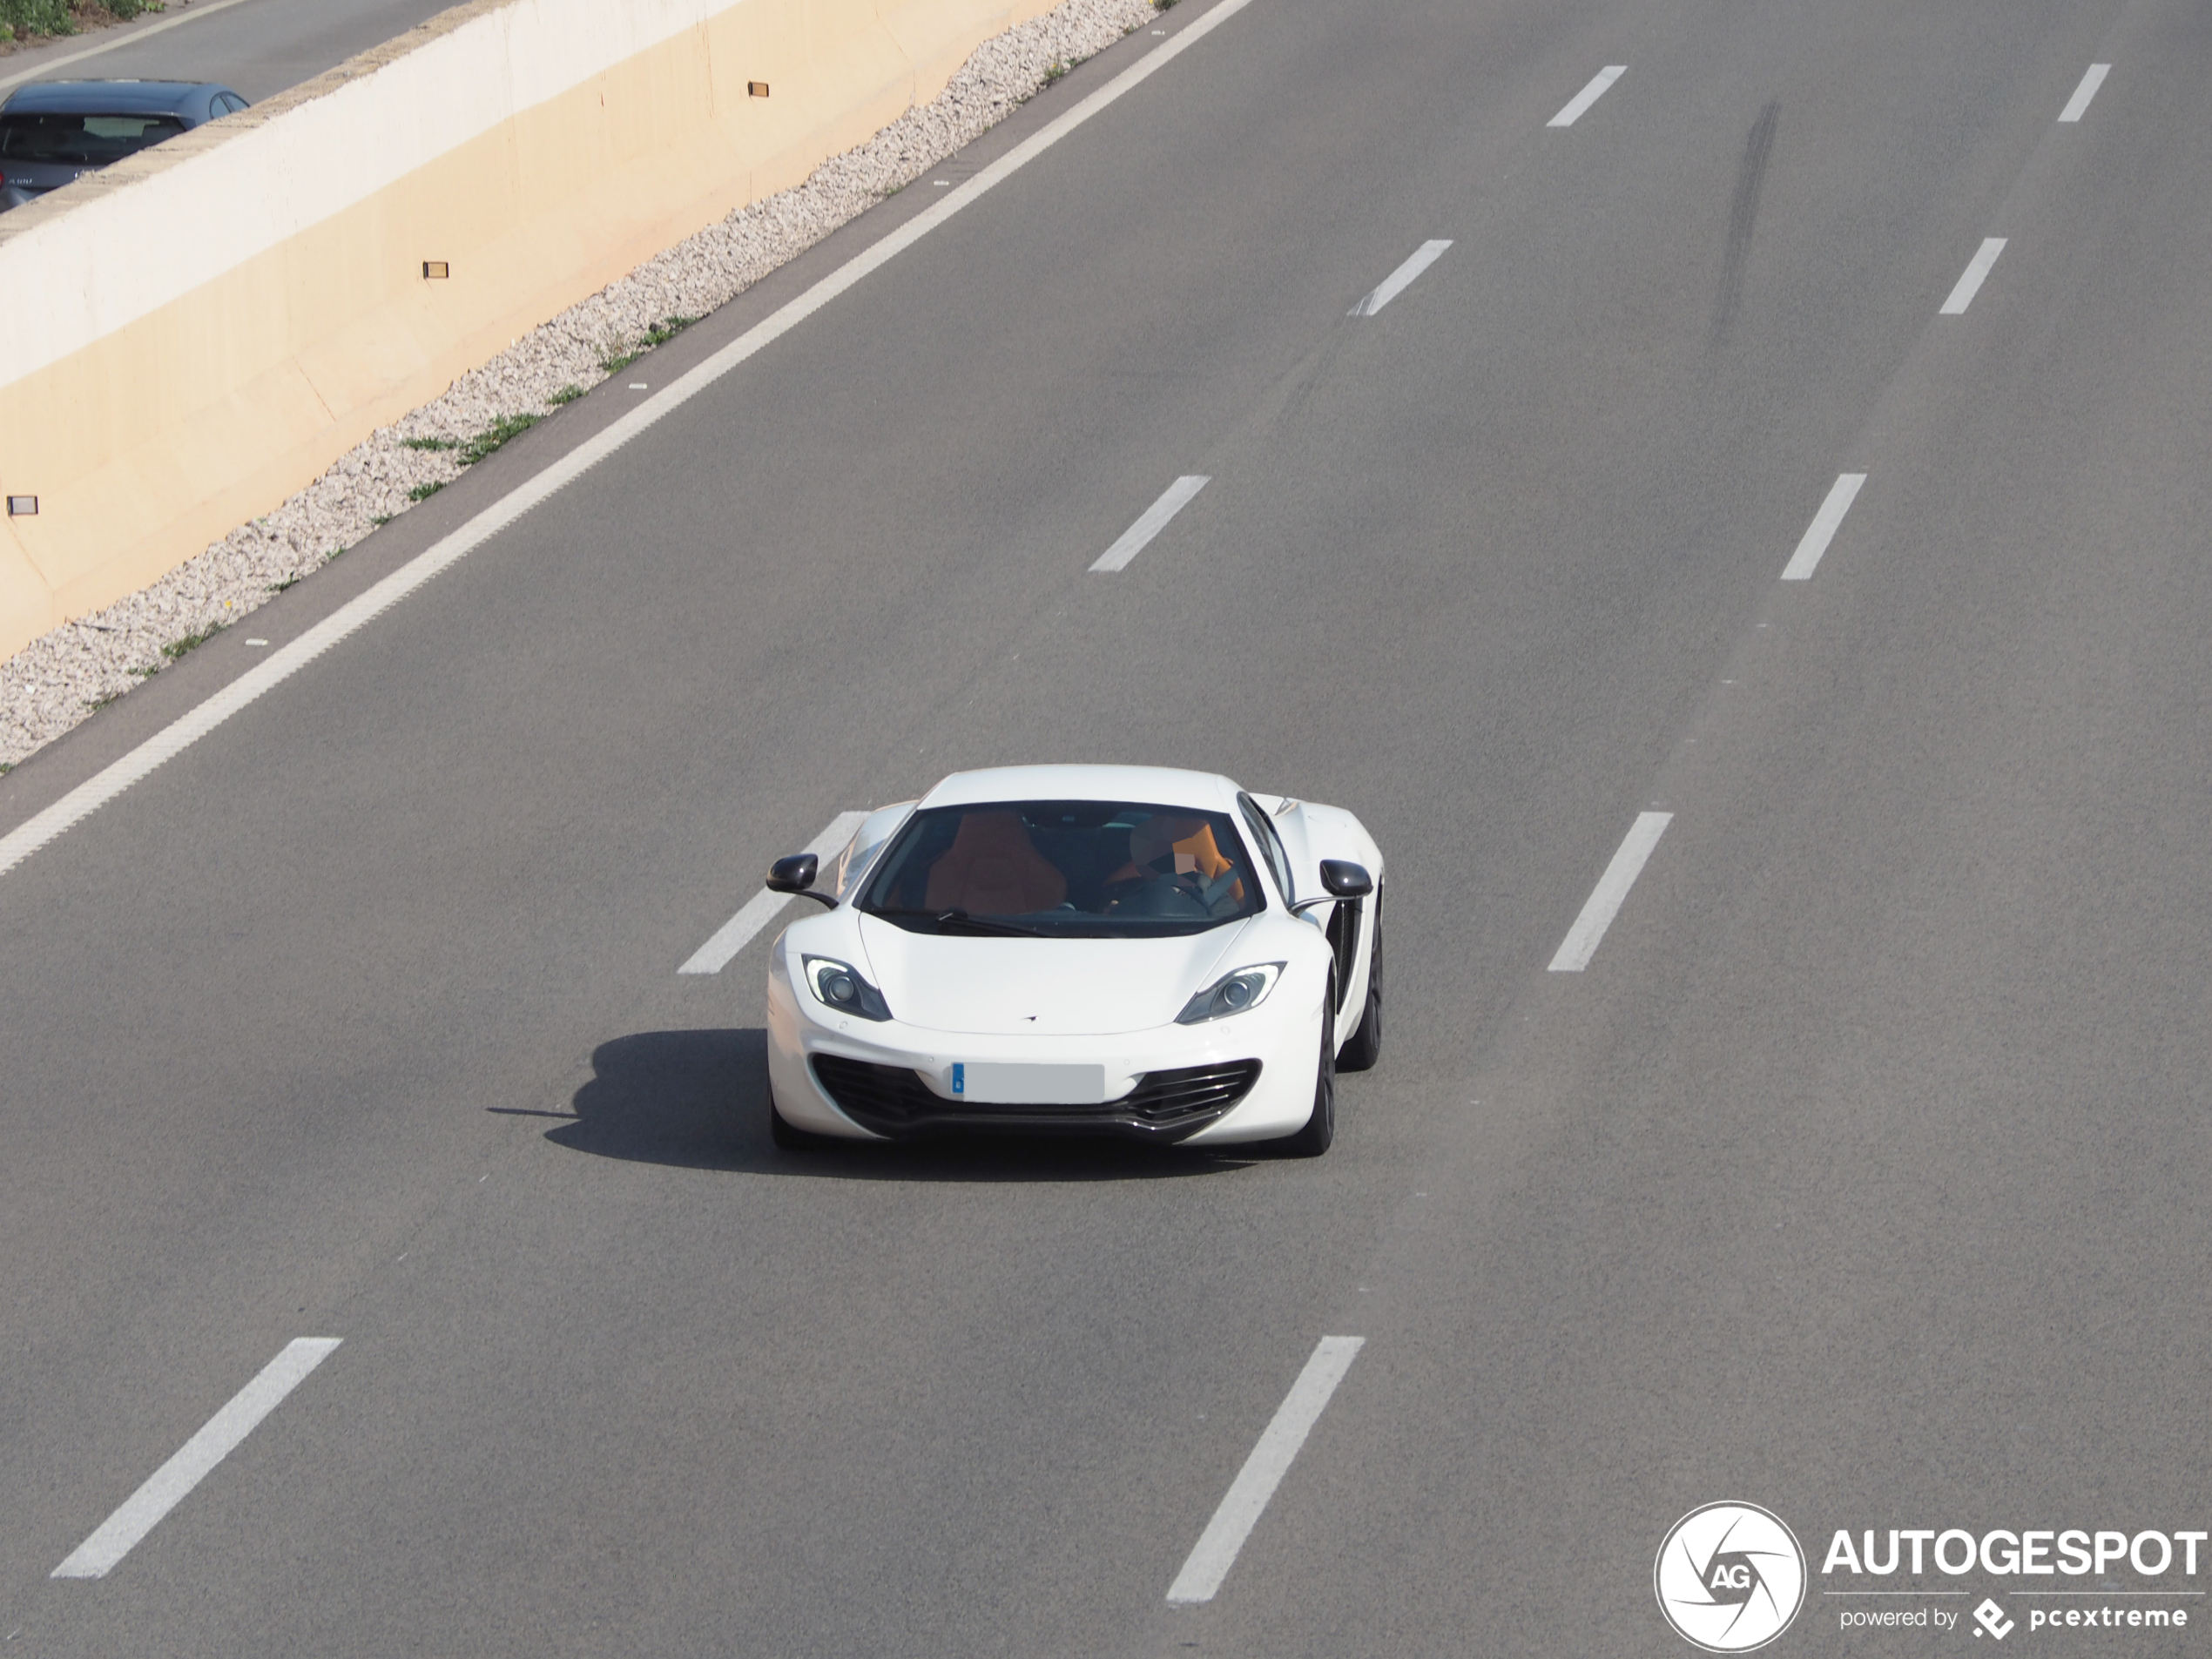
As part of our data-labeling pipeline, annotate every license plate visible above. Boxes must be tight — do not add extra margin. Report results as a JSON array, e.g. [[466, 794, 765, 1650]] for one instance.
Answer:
[[950, 1062, 1106, 1105]]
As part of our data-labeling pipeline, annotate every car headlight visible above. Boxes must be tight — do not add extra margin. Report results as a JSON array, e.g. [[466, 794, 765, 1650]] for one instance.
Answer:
[[1176, 962, 1285, 1025], [802, 954, 893, 1022]]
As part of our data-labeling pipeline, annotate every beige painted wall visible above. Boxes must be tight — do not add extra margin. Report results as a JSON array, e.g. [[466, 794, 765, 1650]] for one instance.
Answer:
[[0, 0, 1056, 661]]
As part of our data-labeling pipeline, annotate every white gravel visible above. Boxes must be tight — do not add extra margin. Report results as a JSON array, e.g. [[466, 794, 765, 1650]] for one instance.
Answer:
[[0, 0, 1158, 768]]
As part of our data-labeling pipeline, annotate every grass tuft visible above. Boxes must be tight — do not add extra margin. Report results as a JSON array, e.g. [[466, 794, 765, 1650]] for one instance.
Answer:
[[162, 624, 224, 662], [0, 1, 168, 44], [408, 482, 443, 502], [549, 384, 585, 407], [401, 435, 462, 452], [459, 412, 539, 466], [1, 0, 75, 37]]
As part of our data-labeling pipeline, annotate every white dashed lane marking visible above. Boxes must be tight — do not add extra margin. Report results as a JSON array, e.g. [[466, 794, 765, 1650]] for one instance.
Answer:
[[1940, 238, 2007, 315], [1548, 812, 1672, 973], [2059, 64, 2109, 123], [1165, 1336, 1364, 1605], [1090, 475, 1211, 573], [1781, 473, 1867, 582], [678, 812, 868, 974], [1548, 65, 1625, 127], [53, 1339, 341, 1580], [1350, 240, 1452, 316]]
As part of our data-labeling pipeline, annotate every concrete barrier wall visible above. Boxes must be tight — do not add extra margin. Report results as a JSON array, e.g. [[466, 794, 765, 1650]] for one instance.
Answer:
[[0, 0, 1056, 660]]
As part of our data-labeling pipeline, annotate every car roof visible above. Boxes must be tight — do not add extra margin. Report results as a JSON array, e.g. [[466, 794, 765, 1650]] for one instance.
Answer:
[[0, 81, 235, 116], [918, 764, 1244, 813]]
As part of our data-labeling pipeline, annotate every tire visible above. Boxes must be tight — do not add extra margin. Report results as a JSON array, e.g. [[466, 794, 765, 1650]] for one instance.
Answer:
[[1274, 992, 1337, 1157], [1337, 896, 1382, 1073], [769, 1094, 836, 1151]]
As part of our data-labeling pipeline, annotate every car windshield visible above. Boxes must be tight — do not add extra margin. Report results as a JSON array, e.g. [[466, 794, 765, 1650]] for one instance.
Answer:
[[860, 800, 1266, 937], [0, 112, 186, 165]]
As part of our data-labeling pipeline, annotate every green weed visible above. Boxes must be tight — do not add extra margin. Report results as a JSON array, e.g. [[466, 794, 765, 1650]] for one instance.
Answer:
[[459, 412, 539, 466], [408, 482, 443, 502], [549, 384, 585, 406], [161, 624, 224, 662], [0, 0, 75, 38]]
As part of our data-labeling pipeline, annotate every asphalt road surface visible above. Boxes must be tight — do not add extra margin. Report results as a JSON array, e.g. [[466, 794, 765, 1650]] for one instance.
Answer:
[[0, 0, 460, 100], [4, 0, 2209, 1652]]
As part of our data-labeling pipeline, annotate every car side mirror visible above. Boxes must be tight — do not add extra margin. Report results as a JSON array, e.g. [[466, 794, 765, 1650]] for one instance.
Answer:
[[1320, 860, 1372, 898], [766, 853, 835, 907], [1291, 860, 1374, 914]]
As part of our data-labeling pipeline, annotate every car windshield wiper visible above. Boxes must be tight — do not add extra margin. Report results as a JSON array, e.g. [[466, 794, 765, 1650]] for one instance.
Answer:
[[873, 907, 1049, 937]]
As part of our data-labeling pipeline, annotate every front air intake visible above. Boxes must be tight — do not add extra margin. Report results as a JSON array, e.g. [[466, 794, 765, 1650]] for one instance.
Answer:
[[810, 1055, 1260, 1142]]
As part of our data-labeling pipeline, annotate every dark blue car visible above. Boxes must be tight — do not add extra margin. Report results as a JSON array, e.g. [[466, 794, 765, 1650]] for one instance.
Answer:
[[0, 80, 247, 211]]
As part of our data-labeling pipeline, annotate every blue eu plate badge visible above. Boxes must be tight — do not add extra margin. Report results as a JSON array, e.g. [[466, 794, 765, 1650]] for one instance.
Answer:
[[952, 1062, 965, 1096]]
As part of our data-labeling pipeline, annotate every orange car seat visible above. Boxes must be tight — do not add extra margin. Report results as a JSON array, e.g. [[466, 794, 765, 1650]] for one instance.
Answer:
[[1106, 819, 1245, 906], [922, 811, 1069, 914]]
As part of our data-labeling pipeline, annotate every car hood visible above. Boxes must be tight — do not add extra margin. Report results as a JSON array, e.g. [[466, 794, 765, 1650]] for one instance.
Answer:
[[855, 914, 1251, 1035]]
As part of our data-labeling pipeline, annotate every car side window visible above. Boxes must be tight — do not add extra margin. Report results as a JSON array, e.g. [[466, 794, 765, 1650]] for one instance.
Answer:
[[1238, 793, 1293, 903]]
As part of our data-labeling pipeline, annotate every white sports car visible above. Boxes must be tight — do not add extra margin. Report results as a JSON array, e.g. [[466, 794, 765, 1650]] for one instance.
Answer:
[[761, 764, 1383, 1155]]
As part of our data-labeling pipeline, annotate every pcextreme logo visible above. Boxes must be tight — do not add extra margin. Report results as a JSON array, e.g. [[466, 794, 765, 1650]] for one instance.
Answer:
[[1655, 1501, 1809, 1653]]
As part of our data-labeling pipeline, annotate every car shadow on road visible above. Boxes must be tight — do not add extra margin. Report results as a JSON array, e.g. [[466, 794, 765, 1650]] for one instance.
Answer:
[[542, 1028, 1256, 1182]]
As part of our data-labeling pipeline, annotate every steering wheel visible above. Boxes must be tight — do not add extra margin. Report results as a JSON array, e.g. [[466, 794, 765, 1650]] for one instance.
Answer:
[[1103, 876, 1211, 918]]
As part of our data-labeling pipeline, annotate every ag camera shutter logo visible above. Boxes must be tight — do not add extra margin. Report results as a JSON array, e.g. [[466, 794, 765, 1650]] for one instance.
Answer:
[[1655, 1501, 1807, 1652]]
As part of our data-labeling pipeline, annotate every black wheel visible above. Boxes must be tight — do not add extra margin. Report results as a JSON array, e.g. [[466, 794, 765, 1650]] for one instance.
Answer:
[[769, 1094, 835, 1151], [1337, 896, 1382, 1073], [1275, 991, 1336, 1157]]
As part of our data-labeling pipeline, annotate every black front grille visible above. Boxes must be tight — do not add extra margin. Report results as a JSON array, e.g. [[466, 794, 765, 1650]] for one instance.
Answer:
[[1123, 1062, 1263, 1123], [811, 1055, 1261, 1143]]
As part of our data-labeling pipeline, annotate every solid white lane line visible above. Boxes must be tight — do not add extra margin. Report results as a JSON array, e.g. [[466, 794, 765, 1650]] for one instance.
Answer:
[[52, 1339, 341, 1580], [1548, 812, 1672, 973], [0, 0, 264, 93], [1165, 1336, 1363, 1605], [1090, 475, 1211, 572], [678, 811, 868, 974], [1350, 240, 1453, 316], [2059, 64, 2110, 123], [1548, 65, 1625, 127], [0, 0, 1257, 882], [1939, 237, 2006, 315], [1779, 472, 1867, 581]]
